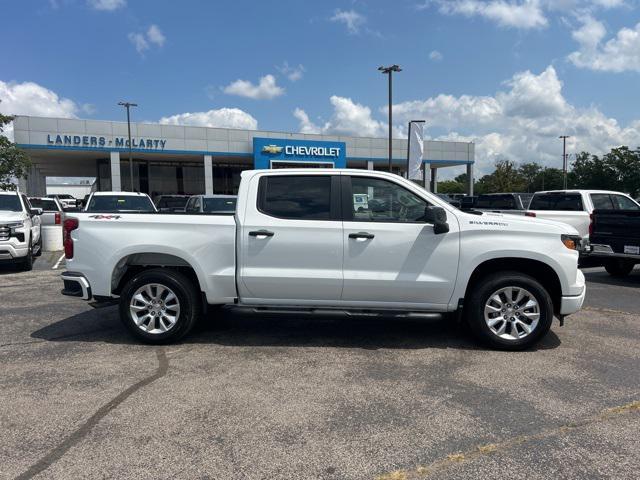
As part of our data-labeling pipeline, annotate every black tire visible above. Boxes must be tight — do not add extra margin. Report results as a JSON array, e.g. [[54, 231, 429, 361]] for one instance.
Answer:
[[464, 271, 554, 351], [604, 259, 635, 277], [19, 238, 33, 272], [119, 268, 200, 344], [34, 234, 42, 257]]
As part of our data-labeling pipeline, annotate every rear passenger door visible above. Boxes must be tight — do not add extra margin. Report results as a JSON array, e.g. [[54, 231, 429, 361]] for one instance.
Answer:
[[238, 174, 344, 303]]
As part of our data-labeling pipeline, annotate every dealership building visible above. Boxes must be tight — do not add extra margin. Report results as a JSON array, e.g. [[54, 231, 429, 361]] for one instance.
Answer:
[[12, 115, 475, 197]]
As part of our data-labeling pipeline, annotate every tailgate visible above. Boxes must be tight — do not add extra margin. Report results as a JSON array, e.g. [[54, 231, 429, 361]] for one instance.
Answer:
[[591, 209, 640, 254]]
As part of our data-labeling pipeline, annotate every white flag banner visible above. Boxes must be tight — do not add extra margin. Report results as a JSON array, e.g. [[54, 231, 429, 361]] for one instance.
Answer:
[[407, 122, 424, 180]]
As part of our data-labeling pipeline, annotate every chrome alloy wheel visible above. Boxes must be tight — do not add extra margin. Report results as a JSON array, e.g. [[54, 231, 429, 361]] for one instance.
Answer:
[[483, 286, 540, 340], [129, 283, 181, 334]]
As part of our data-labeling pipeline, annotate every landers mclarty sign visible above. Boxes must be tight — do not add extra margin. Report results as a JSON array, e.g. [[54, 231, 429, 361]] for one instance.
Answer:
[[47, 134, 166, 150]]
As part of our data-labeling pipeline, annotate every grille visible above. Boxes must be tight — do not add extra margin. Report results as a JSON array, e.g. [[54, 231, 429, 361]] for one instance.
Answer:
[[0, 226, 10, 241]]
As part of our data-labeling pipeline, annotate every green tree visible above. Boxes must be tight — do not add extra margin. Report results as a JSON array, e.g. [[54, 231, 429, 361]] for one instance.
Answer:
[[518, 163, 542, 192], [475, 159, 527, 193], [0, 107, 31, 190], [437, 180, 465, 194]]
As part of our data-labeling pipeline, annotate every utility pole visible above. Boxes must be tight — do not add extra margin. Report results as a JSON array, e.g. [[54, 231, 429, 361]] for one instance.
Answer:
[[118, 101, 138, 191], [559, 135, 570, 190], [378, 65, 402, 173]]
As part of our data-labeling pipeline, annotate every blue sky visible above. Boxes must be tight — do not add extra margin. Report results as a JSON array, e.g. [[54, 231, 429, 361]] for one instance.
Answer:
[[2, 0, 640, 177]]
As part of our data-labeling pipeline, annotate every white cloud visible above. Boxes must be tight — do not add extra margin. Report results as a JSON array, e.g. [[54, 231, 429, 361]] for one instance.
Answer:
[[0, 80, 78, 118], [568, 20, 640, 72], [429, 50, 443, 61], [433, 0, 549, 29], [222, 74, 284, 100], [128, 25, 166, 55], [87, 0, 126, 11], [159, 108, 258, 130], [294, 96, 403, 138], [146, 24, 165, 47], [277, 62, 305, 82], [330, 9, 366, 34]]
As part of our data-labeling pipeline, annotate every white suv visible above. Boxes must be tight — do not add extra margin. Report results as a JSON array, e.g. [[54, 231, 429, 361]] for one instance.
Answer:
[[0, 191, 42, 270]]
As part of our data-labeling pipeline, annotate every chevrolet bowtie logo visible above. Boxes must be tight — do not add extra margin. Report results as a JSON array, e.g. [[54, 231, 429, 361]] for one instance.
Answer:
[[262, 144, 283, 154]]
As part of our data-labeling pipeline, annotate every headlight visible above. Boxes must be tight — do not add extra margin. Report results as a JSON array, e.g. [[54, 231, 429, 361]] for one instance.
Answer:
[[561, 234, 581, 251], [6, 221, 25, 231]]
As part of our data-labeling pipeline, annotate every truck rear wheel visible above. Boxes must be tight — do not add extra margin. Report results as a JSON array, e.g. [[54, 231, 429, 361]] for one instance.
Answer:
[[465, 272, 554, 350], [604, 259, 635, 277], [119, 268, 200, 344]]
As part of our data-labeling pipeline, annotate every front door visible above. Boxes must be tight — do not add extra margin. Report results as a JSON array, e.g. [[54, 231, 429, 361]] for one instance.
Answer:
[[238, 173, 343, 303], [341, 175, 459, 309]]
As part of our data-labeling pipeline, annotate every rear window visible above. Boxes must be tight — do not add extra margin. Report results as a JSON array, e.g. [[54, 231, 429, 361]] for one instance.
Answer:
[[259, 175, 332, 220], [29, 198, 60, 211], [87, 195, 155, 213], [203, 197, 237, 213], [157, 197, 188, 209], [529, 193, 583, 211], [476, 194, 518, 210]]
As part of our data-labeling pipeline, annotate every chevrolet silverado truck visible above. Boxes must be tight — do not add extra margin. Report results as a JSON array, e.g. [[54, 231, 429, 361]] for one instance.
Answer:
[[61, 169, 586, 350], [0, 191, 42, 270]]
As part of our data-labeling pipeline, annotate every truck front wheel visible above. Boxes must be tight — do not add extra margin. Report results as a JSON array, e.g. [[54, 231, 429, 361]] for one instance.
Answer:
[[465, 272, 554, 350], [119, 269, 200, 344]]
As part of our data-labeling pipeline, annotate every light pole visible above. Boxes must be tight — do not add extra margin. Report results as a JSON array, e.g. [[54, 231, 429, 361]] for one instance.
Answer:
[[118, 101, 138, 191], [378, 65, 402, 173], [559, 135, 570, 190]]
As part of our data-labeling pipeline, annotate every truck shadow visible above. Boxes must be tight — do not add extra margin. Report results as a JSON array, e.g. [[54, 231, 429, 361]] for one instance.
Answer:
[[31, 305, 562, 352]]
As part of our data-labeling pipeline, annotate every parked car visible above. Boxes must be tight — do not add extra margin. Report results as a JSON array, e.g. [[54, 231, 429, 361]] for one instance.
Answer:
[[84, 192, 157, 213], [28, 197, 64, 226], [47, 194, 79, 210], [460, 196, 477, 210], [0, 191, 42, 270], [526, 190, 640, 242], [473, 193, 533, 214], [185, 195, 237, 214], [61, 169, 585, 350], [155, 195, 190, 213], [435, 193, 461, 209], [587, 203, 640, 277]]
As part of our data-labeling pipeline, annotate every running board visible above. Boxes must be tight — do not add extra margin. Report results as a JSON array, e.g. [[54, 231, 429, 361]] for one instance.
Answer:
[[247, 306, 443, 319]]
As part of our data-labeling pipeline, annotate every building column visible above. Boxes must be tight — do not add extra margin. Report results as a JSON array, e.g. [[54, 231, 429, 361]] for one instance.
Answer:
[[423, 163, 430, 191], [430, 167, 438, 193], [366, 160, 374, 171], [466, 163, 474, 196], [110, 151, 121, 192], [38, 170, 46, 196], [204, 155, 213, 195]]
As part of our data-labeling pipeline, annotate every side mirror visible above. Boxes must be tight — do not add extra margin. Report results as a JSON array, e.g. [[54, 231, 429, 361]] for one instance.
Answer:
[[424, 206, 450, 234], [30, 208, 43, 216]]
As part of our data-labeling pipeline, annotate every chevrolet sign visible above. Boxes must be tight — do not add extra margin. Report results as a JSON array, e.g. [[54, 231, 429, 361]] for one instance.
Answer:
[[262, 145, 284, 154], [253, 137, 347, 169]]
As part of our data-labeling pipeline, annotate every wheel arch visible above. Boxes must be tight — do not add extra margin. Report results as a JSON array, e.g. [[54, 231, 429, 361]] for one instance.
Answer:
[[463, 257, 563, 315]]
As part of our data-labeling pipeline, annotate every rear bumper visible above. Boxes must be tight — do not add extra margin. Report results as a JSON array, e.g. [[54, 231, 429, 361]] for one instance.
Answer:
[[61, 271, 92, 300], [585, 244, 640, 261]]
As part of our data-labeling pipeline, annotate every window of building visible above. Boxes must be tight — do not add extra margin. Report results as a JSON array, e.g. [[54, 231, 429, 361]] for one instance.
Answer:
[[259, 175, 332, 220]]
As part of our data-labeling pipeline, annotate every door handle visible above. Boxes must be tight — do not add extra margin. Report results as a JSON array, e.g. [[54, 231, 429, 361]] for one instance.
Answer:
[[249, 230, 274, 237], [349, 232, 374, 239]]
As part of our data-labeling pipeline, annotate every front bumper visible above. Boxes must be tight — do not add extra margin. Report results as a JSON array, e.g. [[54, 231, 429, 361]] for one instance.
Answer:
[[61, 271, 92, 300], [560, 270, 586, 315], [0, 242, 28, 261]]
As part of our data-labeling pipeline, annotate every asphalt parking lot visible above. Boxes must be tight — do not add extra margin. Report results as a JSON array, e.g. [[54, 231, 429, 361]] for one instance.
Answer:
[[1, 255, 639, 480]]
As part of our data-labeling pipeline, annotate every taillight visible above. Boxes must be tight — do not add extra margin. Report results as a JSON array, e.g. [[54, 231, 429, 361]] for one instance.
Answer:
[[63, 218, 79, 259], [589, 213, 594, 236], [54, 212, 61, 225], [525, 211, 536, 217]]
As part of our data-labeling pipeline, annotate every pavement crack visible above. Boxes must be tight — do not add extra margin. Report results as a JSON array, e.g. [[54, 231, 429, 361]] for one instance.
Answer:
[[374, 400, 640, 480], [13, 348, 169, 480]]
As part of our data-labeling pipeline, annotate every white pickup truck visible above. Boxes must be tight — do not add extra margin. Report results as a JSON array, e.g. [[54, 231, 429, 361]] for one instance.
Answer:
[[61, 169, 586, 350], [0, 191, 42, 270]]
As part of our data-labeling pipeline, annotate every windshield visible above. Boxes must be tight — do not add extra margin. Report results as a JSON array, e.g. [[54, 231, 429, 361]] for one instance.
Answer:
[[157, 197, 188, 209], [29, 198, 59, 211], [87, 195, 155, 213], [203, 197, 237, 213], [0, 195, 22, 212]]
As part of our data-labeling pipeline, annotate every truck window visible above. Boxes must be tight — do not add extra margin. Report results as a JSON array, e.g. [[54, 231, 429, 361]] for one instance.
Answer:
[[611, 194, 640, 210], [29, 198, 60, 211], [259, 175, 332, 220], [590, 193, 614, 210], [529, 193, 583, 211], [349, 176, 428, 223], [476, 195, 516, 209], [0, 195, 22, 212]]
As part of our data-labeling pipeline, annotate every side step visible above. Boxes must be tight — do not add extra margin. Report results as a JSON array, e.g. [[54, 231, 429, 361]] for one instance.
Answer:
[[247, 306, 443, 320]]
